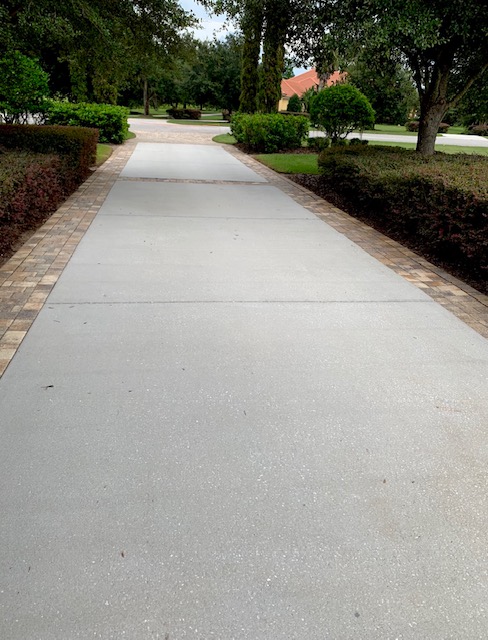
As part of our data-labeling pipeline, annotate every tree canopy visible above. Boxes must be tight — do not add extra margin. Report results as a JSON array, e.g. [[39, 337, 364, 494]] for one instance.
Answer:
[[290, 0, 488, 154], [2, 0, 195, 104], [200, 0, 300, 113]]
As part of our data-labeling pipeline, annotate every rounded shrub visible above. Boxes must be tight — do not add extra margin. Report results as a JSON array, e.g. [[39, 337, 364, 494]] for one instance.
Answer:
[[287, 94, 302, 112], [309, 84, 375, 142]]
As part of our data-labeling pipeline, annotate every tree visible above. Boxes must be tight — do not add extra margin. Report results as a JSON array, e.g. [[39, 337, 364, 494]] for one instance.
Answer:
[[346, 50, 418, 124], [287, 93, 302, 112], [259, 0, 292, 112], [0, 52, 49, 123], [2, 0, 195, 107], [290, 0, 488, 155], [455, 75, 488, 128], [239, 0, 264, 112], [200, 0, 301, 113], [310, 84, 375, 141]]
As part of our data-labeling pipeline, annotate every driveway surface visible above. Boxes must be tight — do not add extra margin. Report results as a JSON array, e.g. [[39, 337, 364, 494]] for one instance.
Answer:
[[1, 132, 488, 639], [131, 117, 488, 147]]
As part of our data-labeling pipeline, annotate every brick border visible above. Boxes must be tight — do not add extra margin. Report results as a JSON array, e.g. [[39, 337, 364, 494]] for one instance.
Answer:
[[1, 135, 486, 378], [0, 141, 136, 376]]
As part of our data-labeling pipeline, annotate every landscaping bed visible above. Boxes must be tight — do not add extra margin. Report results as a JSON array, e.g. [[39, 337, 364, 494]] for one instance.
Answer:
[[0, 124, 98, 265], [290, 146, 488, 293]]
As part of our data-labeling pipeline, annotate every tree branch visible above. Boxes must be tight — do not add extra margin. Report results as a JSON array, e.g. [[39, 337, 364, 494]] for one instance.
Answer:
[[448, 61, 488, 108]]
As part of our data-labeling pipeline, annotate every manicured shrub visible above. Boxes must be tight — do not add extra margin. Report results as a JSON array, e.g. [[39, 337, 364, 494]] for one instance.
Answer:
[[166, 108, 201, 120], [309, 84, 375, 141], [46, 102, 129, 143], [349, 137, 369, 146], [0, 52, 49, 124], [406, 120, 450, 133], [405, 121, 420, 132], [308, 136, 330, 151], [315, 145, 488, 288], [0, 124, 98, 191], [468, 124, 488, 136], [230, 113, 309, 152], [0, 150, 64, 258], [287, 94, 302, 112], [279, 111, 310, 118]]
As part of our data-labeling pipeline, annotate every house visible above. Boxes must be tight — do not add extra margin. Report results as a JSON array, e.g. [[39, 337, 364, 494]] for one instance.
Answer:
[[279, 68, 343, 111]]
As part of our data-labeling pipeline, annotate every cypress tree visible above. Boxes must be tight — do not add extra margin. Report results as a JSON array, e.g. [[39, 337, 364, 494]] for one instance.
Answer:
[[260, 0, 290, 113], [239, 0, 263, 113]]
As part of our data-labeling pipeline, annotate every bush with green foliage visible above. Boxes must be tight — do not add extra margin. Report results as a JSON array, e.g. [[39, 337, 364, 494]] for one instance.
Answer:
[[316, 145, 487, 288], [166, 108, 201, 120], [406, 121, 450, 133], [468, 124, 488, 137], [279, 110, 310, 118], [287, 94, 302, 112], [230, 113, 309, 152], [309, 85, 375, 141], [0, 124, 98, 191], [46, 102, 129, 143], [349, 137, 369, 146], [308, 136, 330, 151], [301, 87, 318, 114], [0, 52, 49, 124]]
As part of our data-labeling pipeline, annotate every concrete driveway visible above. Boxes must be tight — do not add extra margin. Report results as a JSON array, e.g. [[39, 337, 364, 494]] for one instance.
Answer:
[[130, 116, 488, 148], [1, 133, 488, 639]]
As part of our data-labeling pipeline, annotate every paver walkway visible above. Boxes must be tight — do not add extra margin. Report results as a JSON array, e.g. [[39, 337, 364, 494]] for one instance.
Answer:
[[1, 122, 488, 639]]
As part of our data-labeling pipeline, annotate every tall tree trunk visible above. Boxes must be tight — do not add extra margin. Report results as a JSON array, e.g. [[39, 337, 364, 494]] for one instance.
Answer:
[[416, 100, 447, 156], [143, 77, 150, 116], [415, 59, 451, 156], [239, 0, 263, 113]]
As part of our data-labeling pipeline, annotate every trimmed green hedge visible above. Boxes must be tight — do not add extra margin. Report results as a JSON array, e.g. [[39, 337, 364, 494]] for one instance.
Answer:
[[316, 145, 488, 288], [46, 102, 129, 143], [231, 113, 309, 152]]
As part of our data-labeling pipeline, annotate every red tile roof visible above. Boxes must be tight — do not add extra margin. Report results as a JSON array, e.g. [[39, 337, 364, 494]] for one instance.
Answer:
[[281, 69, 342, 98]]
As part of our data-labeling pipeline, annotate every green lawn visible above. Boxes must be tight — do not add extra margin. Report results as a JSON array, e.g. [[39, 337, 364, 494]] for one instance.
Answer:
[[357, 123, 468, 136], [96, 144, 112, 166], [253, 142, 488, 175], [369, 141, 488, 155], [255, 153, 320, 174], [213, 133, 236, 144]]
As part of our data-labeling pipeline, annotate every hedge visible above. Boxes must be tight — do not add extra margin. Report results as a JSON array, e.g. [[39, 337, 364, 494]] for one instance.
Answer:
[[46, 102, 129, 143], [0, 150, 64, 258], [0, 124, 98, 261], [405, 121, 450, 133], [314, 145, 488, 289], [0, 124, 98, 191], [231, 113, 309, 153], [167, 108, 201, 120]]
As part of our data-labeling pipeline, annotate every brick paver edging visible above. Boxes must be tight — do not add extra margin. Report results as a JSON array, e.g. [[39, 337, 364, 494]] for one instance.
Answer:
[[0, 141, 136, 377], [225, 145, 488, 340], [1, 136, 486, 378]]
